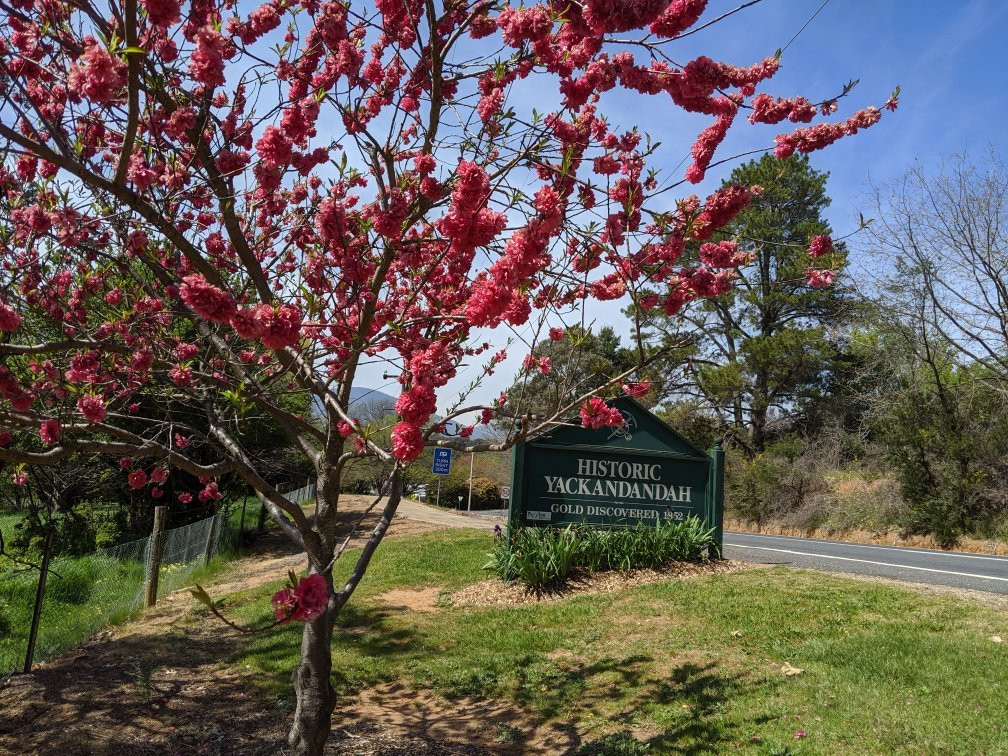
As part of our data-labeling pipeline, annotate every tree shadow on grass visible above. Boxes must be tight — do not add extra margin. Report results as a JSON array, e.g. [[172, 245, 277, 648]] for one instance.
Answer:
[[572, 661, 778, 755]]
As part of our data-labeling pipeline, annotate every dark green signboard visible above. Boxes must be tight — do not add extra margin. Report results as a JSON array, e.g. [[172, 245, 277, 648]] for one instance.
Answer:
[[508, 397, 724, 552]]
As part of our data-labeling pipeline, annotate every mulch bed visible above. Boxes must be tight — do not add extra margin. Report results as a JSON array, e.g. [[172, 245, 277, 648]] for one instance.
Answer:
[[450, 559, 760, 608]]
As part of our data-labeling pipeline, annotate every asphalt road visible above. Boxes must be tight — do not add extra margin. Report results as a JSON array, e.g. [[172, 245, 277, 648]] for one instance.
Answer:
[[403, 502, 1008, 595], [723, 531, 1008, 595]]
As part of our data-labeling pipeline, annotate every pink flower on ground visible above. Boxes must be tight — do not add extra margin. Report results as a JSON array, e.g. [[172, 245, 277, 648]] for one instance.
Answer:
[[271, 573, 329, 623], [579, 398, 625, 430], [77, 394, 107, 423], [128, 469, 148, 489], [39, 419, 61, 445]]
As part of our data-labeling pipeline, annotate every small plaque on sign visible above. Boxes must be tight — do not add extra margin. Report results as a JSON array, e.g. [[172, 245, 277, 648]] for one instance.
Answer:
[[526, 510, 551, 522]]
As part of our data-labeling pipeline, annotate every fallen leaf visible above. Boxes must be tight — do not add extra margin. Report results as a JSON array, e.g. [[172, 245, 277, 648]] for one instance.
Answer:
[[992, 635, 1003, 643], [781, 663, 804, 676], [730, 630, 743, 637]]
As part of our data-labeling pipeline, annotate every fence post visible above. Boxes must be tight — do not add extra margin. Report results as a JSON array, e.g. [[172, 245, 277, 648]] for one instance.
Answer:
[[204, 511, 219, 565], [144, 505, 167, 608], [257, 498, 268, 532], [23, 526, 55, 674]]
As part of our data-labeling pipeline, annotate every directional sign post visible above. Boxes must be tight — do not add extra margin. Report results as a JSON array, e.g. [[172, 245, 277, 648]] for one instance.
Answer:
[[432, 448, 451, 508], [432, 448, 452, 475]]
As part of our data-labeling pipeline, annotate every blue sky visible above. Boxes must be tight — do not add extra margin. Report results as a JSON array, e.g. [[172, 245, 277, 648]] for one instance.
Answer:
[[353, 0, 1008, 414]]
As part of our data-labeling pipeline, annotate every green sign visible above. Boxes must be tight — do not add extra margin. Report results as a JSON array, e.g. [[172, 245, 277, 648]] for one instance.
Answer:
[[508, 397, 724, 552]]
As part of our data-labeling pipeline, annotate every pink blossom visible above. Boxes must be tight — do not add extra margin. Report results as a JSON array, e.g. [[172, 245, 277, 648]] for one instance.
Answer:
[[261, 305, 303, 349], [151, 487, 164, 499], [538, 357, 552, 375], [230, 304, 270, 338], [12, 471, 29, 487], [0, 301, 22, 332], [189, 27, 228, 88], [807, 268, 836, 288], [174, 433, 190, 448], [808, 235, 833, 259], [178, 492, 193, 504], [256, 126, 293, 170], [120, 457, 133, 469], [579, 398, 625, 430], [39, 419, 61, 446], [180, 274, 236, 323], [337, 421, 355, 438], [150, 466, 169, 484], [198, 482, 222, 502], [128, 469, 148, 489], [272, 573, 328, 623], [391, 422, 423, 461], [67, 37, 127, 104], [77, 394, 107, 423], [622, 381, 650, 398], [480, 408, 494, 425], [170, 365, 193, 386], [0, 430, 10, 446], [142, 0, 181, 27], [548, 327, 565, 342]]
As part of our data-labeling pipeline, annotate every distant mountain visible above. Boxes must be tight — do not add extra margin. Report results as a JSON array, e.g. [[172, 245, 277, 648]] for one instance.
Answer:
[[349, 386, 396, 412], [310, 386, 396, 420]]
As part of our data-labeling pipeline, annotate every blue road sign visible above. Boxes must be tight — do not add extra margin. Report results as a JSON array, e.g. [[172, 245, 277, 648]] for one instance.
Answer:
[[432, 448, 452, 475]]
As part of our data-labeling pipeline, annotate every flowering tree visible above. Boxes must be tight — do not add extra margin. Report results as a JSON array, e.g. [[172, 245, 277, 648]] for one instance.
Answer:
[[0, 0, 894, 750]]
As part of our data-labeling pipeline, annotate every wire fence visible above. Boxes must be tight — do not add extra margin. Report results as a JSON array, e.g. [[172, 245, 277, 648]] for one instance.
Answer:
[[1, 512, 229, 676]]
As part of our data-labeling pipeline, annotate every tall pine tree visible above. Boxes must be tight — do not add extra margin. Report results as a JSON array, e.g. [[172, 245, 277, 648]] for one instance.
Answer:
[[646, 154, 849, 453]]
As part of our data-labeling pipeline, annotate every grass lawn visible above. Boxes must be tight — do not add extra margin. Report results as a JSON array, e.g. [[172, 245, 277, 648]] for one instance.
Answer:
[[222, 529, 1008, 754]]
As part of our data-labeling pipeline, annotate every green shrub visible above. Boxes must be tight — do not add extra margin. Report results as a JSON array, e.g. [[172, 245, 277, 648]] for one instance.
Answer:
[[484, 519, 714, 590]]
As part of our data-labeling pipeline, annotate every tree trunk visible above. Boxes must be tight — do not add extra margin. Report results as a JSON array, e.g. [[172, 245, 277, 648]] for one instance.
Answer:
[[288, 611, 336, 756]]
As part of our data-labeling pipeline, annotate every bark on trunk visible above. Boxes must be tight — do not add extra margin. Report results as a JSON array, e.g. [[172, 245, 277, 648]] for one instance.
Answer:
[[288, 612, 336, 756]]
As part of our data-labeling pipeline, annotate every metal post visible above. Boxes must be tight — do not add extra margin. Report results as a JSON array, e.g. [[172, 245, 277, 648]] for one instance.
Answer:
[[257, 497, 268, 532], [436, 477, 441, 508], [709, 438, 725, 558], [204, 510, 219, 565], [237, 497, 247, 548], [144, 505, 168, 608], [467, 452, 475, 511], [23, 527, 55, 674]]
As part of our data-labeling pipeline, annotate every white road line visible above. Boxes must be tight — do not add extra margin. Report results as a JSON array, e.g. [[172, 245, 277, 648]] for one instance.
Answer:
[[726, 531, 1008, 562], [728, 544, 1008, 583]]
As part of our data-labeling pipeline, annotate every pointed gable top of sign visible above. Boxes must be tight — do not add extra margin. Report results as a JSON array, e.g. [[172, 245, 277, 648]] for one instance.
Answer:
[[527, 397, 710, 460]]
